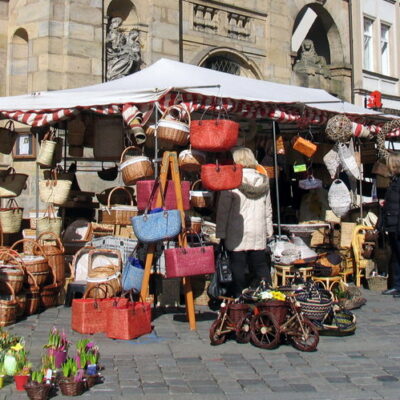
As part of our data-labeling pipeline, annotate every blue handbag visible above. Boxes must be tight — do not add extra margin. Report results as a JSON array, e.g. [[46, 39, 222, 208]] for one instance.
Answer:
[[131, 178, 182, 243], [122, 245, 145, 291]]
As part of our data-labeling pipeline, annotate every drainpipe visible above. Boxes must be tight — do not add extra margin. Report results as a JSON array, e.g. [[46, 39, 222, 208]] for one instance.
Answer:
[[348, 0, 355, 104], [179, 0, 183, 61]]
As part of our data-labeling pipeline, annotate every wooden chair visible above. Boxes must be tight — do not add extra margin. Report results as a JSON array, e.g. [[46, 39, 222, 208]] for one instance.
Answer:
[[351, 225, 374, 287], [273, 264, 313, 287], [312, 275, 342, 291]]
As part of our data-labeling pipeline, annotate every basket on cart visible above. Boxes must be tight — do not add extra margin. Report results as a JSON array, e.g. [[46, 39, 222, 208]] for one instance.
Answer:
[[257, 300, 289, 325], [227, 303, 250, 325], [294, 289, 333, 321]]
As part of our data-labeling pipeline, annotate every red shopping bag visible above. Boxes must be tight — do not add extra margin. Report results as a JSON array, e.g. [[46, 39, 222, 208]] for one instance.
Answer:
[[201, 163, 243, 191], [71, 286, 128, 334], [106, 298, 152, 340]]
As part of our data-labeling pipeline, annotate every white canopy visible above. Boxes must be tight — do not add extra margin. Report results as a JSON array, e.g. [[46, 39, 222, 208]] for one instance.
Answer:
[[0, 58, 385, 120]]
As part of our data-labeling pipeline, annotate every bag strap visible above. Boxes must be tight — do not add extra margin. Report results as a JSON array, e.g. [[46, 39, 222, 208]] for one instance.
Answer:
[[120, 146, 143, 163], [5, 120, 14, 131], [107, 186, 134, 208], [144, 177, 165, 214], [6, 198, 19, 208]]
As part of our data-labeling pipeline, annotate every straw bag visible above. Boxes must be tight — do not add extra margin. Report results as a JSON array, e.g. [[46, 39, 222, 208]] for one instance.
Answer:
[[0, 167, 28, 198], [67, 116, 85, 146], [299, 176, 322, 190], [190, 116, 239, 152], [157, 105, 190, 146], [36, 205, 62, 237], [98, 186, 138, 225], [178, 149, 206, 172], [0, 281, 17, 327], [190, 180, 214, 208], [201, 163, 243, 191], [325, 114, 353, 143], [85, 249, 122, 298], [37, 231, 65, 284], [37, 130, 57, 167], [292, 136, 317, 158], [323, 147, 340, 179], [337, 142, 361, 180], [0, 199, 23, 234], [119, 146, 153, 185], [0, 251, 25, 294], [0, 121, 17, 155], [328, 179, 352, 217], [43, 166, 74, 181], [93, 116, 125, 161], [39, 170, 72, 205]]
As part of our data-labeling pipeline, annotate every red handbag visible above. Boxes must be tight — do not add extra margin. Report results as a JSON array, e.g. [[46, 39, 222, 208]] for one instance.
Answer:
[[71, 286, 128, 334], [165, 239, 215, 278], [106, 297, 152, 340], [201, 163, 243, 191], [190, 119, 239, 151], [136, 180, 191, 211]]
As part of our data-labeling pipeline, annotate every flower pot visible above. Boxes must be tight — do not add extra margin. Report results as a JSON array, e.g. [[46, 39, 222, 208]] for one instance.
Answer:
[[47, 349, 67, 368], [86, 364, 97, 376], [59, 378, 85, 396], [24, 382, 52, 400], [14, 374, 30, 391], [0, 375, 4, 388]]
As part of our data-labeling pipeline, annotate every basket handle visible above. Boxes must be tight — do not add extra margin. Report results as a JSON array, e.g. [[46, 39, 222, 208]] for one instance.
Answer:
[[5, 120, 15, 132], [37, 231, 65, 253], [70, 246, 95, 281], [10, 238, 47, 259], [2, 281, 16, 302], [5, 198, 20, 209], [160, 104, 191, 125], [191, 179, 202, 191], [83, 284, 108, 300], [87, 248, 122, 276], [119, 146, 143, 164], [107, 186, 134, 208]]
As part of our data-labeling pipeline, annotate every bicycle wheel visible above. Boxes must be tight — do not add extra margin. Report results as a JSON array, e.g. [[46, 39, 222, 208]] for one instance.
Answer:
[[236, 315, 252, 344], [250, 311, 280, 349], [291, 318, 319, 352], [209, 318, 228, 345]]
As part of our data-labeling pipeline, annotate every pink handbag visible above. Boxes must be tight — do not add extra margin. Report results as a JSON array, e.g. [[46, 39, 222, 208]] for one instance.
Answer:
[[165, 239, 215, 278], [136, 180, 191, 211]]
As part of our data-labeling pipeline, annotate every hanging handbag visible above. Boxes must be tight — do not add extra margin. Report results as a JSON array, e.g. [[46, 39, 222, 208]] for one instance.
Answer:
[[201, 162, 243, 191], [37, 130, 57, 167], [328, 179, 352, 218], [106, 293, 152, 340], [121, 245, 144, 292], [157, 105, 190, 147], [323, 147, 340, 179], [298, 175, 322, 190], [190, 108, 239, 152], [0, 121, 17, 155], [39, 169, 72, 205], [36, 205, 63, 238], [337, 142, 361, 180], [164, 234, 215, 278], [131, 179, 182, 243], [216, 243, 232, 284], [0, 167, 28, 198], [119, 146, 154, 185], [0, 199, 23, 234], [292, 136, 317, 158]]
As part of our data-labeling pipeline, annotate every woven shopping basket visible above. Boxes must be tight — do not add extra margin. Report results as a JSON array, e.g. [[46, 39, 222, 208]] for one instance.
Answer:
[[119, 146, 153, 185], [37, 130, 57, 167], [59, 379, 85, 397], [189, 180, 214, 208], [0, 121, 17, 155], [98, 186, 138, 226], [367, 275, 388, 292], [39, 170, 72, 206], [294, 289, 333, 321], [0, 199, 23, 234], [0, 250, 26, 294], [178, 149, 206, 172], [0, 167, 28, 198], [0, 281, 17, 327], [157, 105, 190, 146]]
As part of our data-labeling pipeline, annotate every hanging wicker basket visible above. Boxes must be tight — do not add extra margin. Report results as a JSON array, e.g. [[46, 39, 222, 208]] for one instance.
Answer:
[[189, 180, 214, 208], [119, 146, 153, 185], [37, 130, 57, 167], [157, 105, 190, 146], [178, 149, 206, 172], [325, 114, 353, 143], [39, 171, 72, 206], [0, 199, 23, 234]]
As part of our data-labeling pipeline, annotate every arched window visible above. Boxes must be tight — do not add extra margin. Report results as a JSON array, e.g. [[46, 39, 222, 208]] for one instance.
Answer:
[[10, 28, 29, 95], [203, 56, 241, 76]]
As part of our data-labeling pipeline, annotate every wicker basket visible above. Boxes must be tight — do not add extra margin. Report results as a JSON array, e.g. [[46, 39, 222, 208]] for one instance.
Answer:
[[295, 289, 333, 321], [325, 114, 353, 143], [39, 176, 72, 206], [178, 149, 206, 172], [257, 300, 289, 325], [157, 105, 190, 146], [25, 285, 40, 315], [98, 186, 138, 226], [40, 280, 62, 309], [227, 303, 250, 325], [119, 146, 153, 185], [37, 131, 57, 167], [37, 232, 65, 284], [189, 180, 214, 208], [0, 281, 17, 327], [0, 167, 28, 198], [15, 291, 26, 318], [0, 255, 25, 295], [0, 121, 17, 155], [24, 382, 52, 400], [144, 125, 175, 150], [0, 199, 23, 234], [59, 379, 85, 396], [367, 275, 388, 292]]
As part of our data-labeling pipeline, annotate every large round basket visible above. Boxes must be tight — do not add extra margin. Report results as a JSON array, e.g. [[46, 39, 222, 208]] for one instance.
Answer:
[[325, 114, 353, 143], [0, 281, 17, 327], [40, 281, 62, 309], [119, 146, 153, 185], [190, 180, 214, 208], [257, 300, 289, 325], [178, 149, 206, 172], [0, 261, 25, 294], [157, 105, 190, 146], [59, 379, 85, 396], [37, 232, 65, 284], [294, 289, 333, 321], [24, 382, 52, 400]]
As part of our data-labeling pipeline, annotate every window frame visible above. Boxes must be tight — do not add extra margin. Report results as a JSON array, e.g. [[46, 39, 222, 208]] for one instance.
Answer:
[[363, 16, 374, 71]]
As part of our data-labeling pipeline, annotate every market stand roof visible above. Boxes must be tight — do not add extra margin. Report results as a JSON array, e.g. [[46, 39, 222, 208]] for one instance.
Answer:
[[0, 58, 388, 127]]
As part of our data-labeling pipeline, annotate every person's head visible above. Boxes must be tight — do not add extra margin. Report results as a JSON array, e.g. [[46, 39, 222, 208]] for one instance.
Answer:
[[387, 153, 400, 176], [231, 147, 258, 168]]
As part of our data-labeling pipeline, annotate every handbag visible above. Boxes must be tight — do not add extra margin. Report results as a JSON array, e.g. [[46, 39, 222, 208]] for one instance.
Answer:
[[201, 162, 243, 191], [39, 169, 72, 205], [0, 121, 17, 155], [0, 167, 28, 198], [0, 199, 23, 234], [328, 179, 352, 218], [207, 273, 228, 300], [298, 175, 322, 190], [323, 147, 340, 179], [216, 243, 232, 284], [121, 245, 144, 292], [164, 234, 215, 278], [36, 205, 62, 238], [131, 179, 182, 243], [37, 130, 57, 167], [337, 142, 361, 180], [292, 136, 317, 158], [106, 293, 152, 340]]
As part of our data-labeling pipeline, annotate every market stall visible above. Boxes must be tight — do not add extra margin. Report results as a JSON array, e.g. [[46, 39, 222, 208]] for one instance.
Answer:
[[0, 58, 397, 335]]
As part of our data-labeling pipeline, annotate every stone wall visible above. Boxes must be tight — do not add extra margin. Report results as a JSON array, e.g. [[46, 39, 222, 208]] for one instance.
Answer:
[[0, 0, 8, 96]]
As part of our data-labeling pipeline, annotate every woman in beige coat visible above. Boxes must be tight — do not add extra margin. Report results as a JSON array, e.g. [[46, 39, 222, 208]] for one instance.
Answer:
[[216, 147, 274, 296]]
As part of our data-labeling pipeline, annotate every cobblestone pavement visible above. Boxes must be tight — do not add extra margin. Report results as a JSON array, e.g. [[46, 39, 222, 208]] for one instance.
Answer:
[[1, 288, 400, 400]]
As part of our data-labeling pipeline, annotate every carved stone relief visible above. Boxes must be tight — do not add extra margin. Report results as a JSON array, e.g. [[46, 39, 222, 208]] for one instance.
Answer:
[[106, 16, 142, 81]]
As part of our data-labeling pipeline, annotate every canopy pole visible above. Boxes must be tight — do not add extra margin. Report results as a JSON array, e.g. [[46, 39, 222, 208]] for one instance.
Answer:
[[272, 120, 281, 239], [154, 105, 159, 178]]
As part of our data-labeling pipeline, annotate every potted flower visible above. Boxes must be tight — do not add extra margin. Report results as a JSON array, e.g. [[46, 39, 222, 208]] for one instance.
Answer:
[[11, 343, 31, 391], [76, 339, 101, 388], [24, 370, 52, 400], [59, 358, 85, 396], [0, 362, 5, 389], [43, 327, 70, 369]]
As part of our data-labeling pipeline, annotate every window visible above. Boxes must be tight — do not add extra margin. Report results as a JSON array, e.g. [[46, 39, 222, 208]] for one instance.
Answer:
[[363, 17, 374, 71], [381, 23, 390, 75], [204, 57, 241, 75]]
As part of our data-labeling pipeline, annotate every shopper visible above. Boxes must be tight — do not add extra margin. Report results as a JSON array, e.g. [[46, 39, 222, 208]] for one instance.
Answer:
[[381, 153, 400, 297], [216, 147, 273, 297]]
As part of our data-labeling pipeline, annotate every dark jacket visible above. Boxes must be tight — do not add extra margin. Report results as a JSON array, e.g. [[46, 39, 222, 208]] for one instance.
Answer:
[[382, 176, 400, 233]]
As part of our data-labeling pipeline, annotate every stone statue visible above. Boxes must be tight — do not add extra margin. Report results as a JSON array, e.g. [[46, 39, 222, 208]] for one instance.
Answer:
[[106, 17, 142, 81], [293, 39, 331, 78]]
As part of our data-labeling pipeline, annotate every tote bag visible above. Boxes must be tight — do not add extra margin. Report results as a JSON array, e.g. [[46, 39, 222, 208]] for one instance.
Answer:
[[201, 163, 243, 191]]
